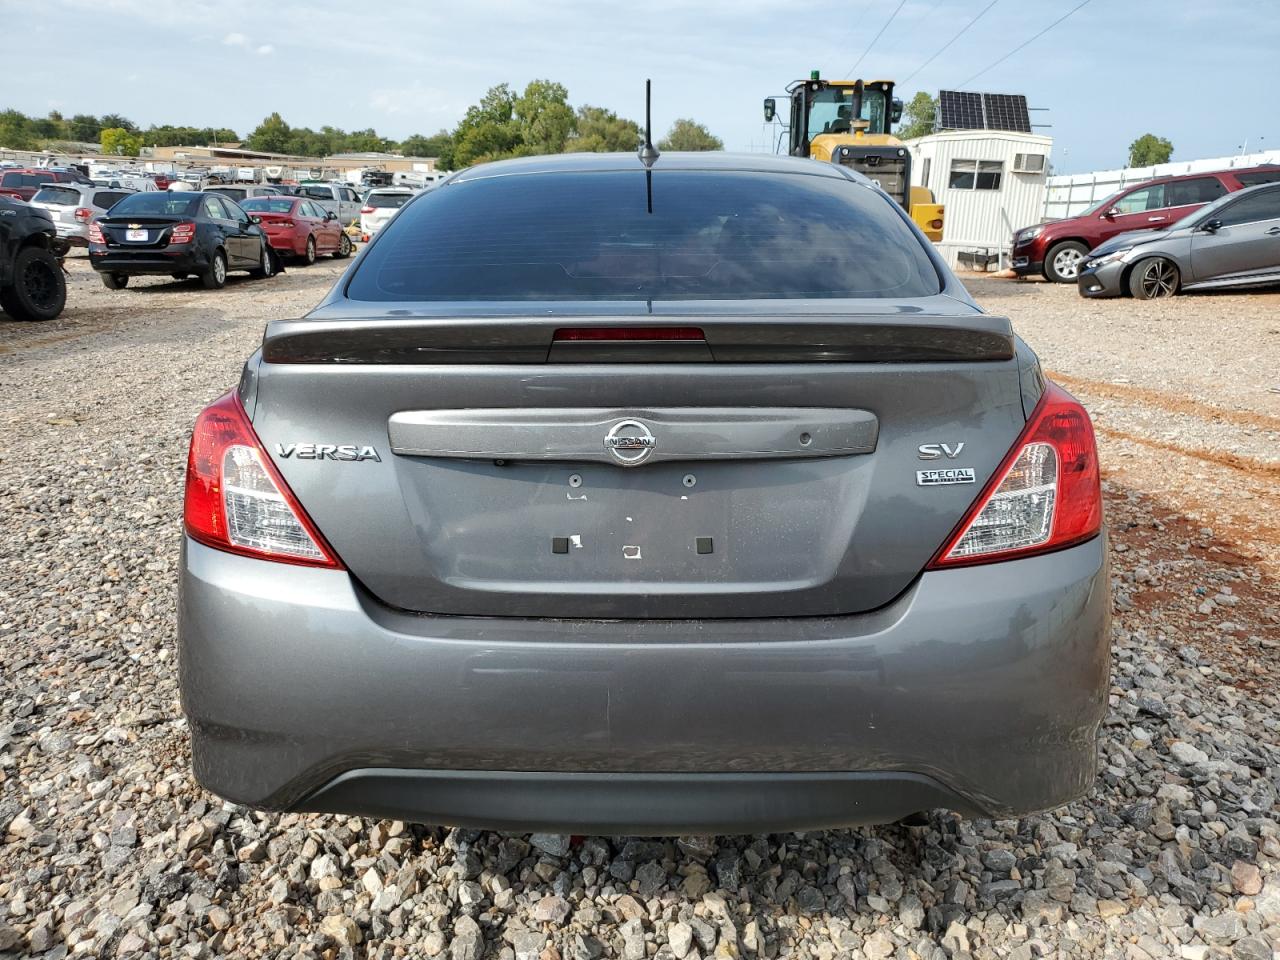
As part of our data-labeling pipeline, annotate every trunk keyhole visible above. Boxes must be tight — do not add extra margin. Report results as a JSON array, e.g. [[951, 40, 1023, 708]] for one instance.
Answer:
[[799, 432, 812, 446], [568, 474, 583, 488], [683, 474, 696, 488]]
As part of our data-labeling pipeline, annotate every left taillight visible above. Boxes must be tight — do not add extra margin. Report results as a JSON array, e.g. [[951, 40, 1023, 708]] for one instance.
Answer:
[[88, 222, 105, 244], [169, 220, 196, 245], [184, 392, 343, 568], [927, 382, 1101, 568]]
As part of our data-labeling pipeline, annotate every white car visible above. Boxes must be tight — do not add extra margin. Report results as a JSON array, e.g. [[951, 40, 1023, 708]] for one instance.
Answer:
[[29, 182, 136, 251], [359, 188, 417, 241]]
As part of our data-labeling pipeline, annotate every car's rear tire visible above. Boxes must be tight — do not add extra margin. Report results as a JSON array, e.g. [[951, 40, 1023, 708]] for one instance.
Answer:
[[202, 250, 228, 290], [100, 271, 129, 291], [250, 240, 276, 279], [334, 233, 352, 259], [1044, 241, 1088, 283], [300, 235, 316, 266], [0, 246, 66, 321], [1128, 257, 1180, 300]]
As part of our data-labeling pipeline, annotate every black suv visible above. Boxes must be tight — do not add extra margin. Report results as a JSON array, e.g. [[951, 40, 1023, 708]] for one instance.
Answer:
[[0, 196, 66, 322]]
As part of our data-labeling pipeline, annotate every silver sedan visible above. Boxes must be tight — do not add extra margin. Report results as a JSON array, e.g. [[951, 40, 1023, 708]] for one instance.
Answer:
[[1078, 181, 1280, 298]]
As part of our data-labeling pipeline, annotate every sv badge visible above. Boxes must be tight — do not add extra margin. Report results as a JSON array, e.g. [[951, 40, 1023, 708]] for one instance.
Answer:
[[917, 442, 966, 461]]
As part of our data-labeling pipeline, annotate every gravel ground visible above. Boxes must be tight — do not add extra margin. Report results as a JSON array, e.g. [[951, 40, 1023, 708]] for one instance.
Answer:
[[1, 260, 1277, 960]]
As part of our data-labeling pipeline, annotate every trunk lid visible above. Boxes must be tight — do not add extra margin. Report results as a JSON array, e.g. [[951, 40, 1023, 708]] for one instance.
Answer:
[[248, 309, 1027, 619], [98, 214, 182, 249]]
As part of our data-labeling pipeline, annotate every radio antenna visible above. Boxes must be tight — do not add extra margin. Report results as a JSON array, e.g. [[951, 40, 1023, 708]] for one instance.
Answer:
[[638, 79, 660, 168]]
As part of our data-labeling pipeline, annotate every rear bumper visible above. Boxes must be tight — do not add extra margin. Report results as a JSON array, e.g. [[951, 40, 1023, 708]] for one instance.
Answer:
[[263, 230, 307, 255], [90, 247, 207, 275], [179, 534, 1111, 833], [53, 222, 89, 244]]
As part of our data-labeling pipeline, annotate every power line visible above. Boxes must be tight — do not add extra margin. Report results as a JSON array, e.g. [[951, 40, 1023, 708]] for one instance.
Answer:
[[902, 0, 999, 85], [956, 0, 1093, 89], [845, 0, 910, 78]]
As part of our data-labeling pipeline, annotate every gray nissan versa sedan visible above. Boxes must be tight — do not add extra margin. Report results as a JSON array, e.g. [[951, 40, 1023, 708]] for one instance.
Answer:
[[179, 151, 1109, 835]]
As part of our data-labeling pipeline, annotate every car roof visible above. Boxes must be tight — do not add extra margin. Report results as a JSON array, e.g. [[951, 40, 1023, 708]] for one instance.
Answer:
[[450, 151, 858, 184]]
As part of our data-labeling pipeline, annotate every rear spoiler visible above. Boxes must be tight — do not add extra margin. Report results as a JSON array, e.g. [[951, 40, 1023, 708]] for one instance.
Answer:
[[262, 315, 1016, 364]]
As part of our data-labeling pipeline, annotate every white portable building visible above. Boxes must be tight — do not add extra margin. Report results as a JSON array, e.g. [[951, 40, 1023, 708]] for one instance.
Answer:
[[906, 129, 1053, 270]]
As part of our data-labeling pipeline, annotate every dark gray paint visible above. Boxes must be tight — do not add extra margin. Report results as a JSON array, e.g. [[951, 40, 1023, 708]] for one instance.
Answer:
[[179, 533, 1109, 828], [252, 358, 1026, 618]]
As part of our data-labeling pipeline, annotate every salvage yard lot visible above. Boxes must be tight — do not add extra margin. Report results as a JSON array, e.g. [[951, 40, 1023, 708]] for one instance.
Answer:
[[1, 260, 1277, 958]]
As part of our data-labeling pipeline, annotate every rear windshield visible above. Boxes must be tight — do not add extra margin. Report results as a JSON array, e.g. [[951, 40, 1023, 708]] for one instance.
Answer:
[[242, 198, 297, 214], [32, 186, 81, 206], [1236, 170, 1280, 187], [209, 187, 247, 201], [366, 192, 412, 208], [2, 172, 45, 187], [110, 193, 200, 216], [93, 191, 132, 210], [348, 170, 939, 301]]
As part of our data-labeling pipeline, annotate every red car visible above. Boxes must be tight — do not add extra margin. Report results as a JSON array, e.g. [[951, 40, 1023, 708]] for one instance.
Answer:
[[1013, 164, 1280, 282], [239, 196, 352, 264], [0, 168, 92, 202]]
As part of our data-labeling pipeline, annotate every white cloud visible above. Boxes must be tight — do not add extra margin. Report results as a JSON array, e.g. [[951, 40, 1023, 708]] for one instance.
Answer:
[[256, 44, 274, 55], [222, 32, 248, 47]]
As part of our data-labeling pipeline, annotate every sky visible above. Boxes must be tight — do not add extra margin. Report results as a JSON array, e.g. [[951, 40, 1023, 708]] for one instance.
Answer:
[[3, 0, 1277, 173]]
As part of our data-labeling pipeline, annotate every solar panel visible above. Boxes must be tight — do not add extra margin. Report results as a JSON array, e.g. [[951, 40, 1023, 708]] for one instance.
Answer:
[[982, 94, 1032, 133], [937, 91, 1031, 133], [938, 91, 984, 131]]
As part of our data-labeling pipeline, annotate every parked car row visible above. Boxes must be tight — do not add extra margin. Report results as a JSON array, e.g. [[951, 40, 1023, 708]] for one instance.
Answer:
[[1011, 163, 1280, 298], [0, 166, 93, 202]]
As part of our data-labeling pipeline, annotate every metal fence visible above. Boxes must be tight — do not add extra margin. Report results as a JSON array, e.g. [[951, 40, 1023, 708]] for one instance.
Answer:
[[1043, 149, 1280, 220]]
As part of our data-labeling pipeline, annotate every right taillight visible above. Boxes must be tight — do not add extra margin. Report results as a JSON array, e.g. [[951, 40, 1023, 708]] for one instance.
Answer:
[[928, 382, 1101, 568], [184, 392, 343, 568], [169, 220, 196, 245]]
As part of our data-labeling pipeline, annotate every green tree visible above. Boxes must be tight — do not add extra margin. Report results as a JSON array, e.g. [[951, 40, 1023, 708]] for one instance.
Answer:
[[344, 128, 393, 153], [0, 109, 37, 149], [515, 79, 575, 155], [566, 105, 641, 153], [451, 84, 523, 167], [100, 126, 143, 156], [657, 118, 723, 152], [896, 92, 937, 140], [67, 114, 102, 142], [32, 110, 67, 140], [1128, 133, 1173, 167], [99, 113, 137, 133], [401, 130, 454, 168], [246, 112, 293, 153]]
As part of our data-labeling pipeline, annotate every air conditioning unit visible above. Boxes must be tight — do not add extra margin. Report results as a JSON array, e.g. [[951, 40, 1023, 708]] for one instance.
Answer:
[[1013, 153, 1046, 174]]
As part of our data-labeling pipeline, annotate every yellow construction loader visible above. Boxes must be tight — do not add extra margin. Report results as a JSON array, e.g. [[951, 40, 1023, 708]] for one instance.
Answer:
[[765, 72, 944, 241]]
